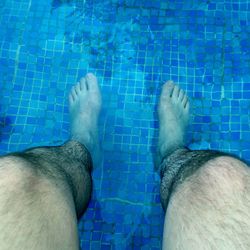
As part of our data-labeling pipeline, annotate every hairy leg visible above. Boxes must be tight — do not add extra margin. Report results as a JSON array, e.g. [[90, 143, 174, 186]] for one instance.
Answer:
[[10, 140, 93, 217], [161, 151, 250, 250], [157, 81, 250, 250], [0, 73, 101, 250], [0, 141, 92, 250], [159, 148, 226, 211]]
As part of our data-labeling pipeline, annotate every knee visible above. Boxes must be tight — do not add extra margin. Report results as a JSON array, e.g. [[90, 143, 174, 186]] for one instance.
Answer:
[[193, 156, 250, 199], [0, 155, 38, 194]]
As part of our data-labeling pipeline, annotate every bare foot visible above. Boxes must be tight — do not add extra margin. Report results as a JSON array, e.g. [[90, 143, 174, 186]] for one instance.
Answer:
[[69, 73, 102, 165], [156, 81, 190, 167]]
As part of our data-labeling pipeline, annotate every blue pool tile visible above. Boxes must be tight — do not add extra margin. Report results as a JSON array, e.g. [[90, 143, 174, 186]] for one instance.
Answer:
[[1, 0, 250, 249]]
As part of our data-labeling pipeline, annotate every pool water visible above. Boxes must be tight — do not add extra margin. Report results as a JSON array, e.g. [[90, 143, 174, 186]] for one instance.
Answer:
[[1, 0, 250, 249]]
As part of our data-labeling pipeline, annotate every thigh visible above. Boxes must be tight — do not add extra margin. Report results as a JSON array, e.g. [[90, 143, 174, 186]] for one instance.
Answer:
[[0, 156, 80, 250], [162, 155, 250, 250], [160, 148, 226, 211]]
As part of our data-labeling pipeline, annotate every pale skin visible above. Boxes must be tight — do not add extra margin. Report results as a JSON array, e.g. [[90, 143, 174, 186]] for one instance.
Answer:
[[0, 74, 249, 249]]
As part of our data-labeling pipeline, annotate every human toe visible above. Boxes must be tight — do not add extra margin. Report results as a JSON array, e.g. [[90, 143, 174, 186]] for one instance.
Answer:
[[80, 77, 87, 91], [160, 80, 175, 100], [178, 89, 185, 102], [86, 73, 99, 92], [75, 83, 81, 95], [172, 84, 180, 101]]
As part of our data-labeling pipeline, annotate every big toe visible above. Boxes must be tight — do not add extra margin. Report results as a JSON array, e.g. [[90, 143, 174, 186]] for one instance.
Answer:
[[86, 73, 99, 92], [160, 80, 175, 101]]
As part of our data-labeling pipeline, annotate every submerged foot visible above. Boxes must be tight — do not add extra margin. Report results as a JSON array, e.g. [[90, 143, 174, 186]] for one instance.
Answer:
[[69, 73, 102, 165], [156, 81, 190, 167]]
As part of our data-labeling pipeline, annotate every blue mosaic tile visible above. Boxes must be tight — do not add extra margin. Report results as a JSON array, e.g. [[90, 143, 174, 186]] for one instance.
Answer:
[[1, 0, 250, 249]]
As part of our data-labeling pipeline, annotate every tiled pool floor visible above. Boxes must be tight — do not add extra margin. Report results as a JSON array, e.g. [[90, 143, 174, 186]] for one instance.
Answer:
[[1, 0, 250, 249]]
